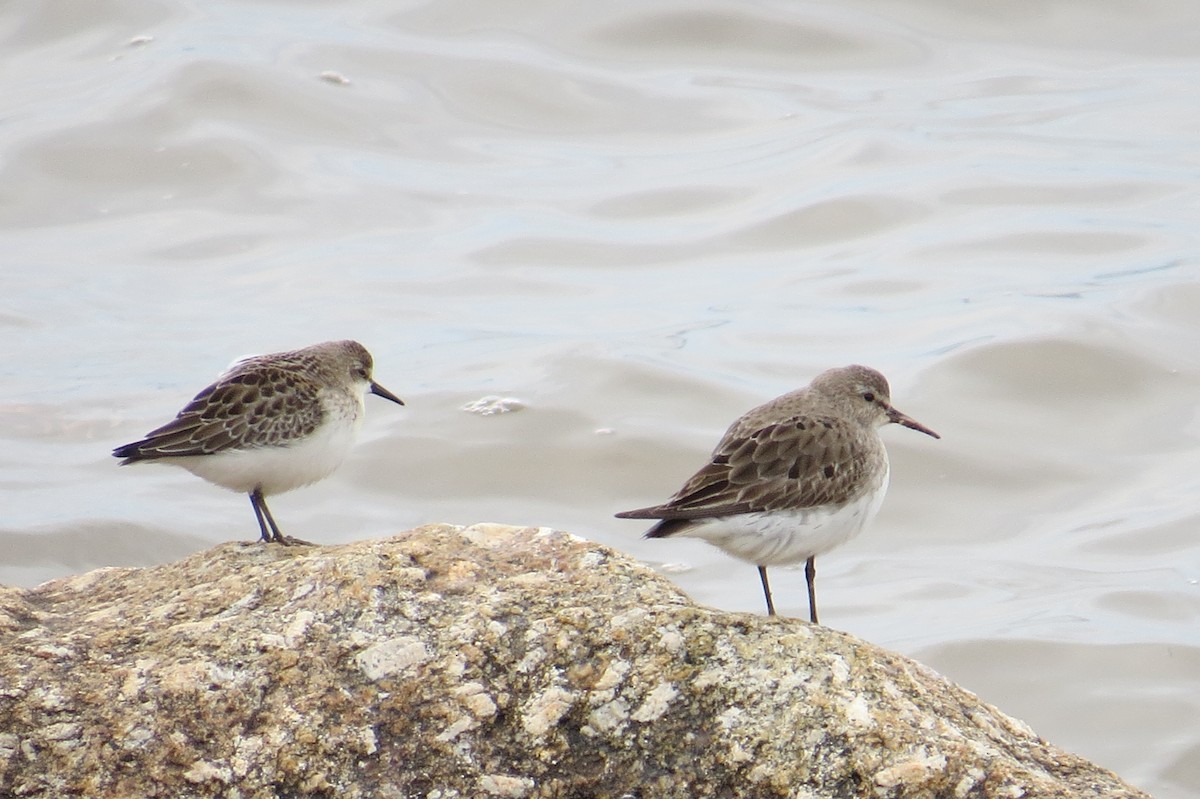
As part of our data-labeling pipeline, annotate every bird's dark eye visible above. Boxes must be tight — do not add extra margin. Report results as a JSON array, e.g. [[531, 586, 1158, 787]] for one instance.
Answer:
[[862, 392, 875, 402]]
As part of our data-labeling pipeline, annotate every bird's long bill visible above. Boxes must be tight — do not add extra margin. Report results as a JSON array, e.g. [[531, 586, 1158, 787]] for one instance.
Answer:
[[369, 382, 405, 406], [887, 406, 940, 439]]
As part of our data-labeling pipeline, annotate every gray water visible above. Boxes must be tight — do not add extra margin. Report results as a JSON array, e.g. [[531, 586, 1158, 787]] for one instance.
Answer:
[[2, 0, 1198, 795]]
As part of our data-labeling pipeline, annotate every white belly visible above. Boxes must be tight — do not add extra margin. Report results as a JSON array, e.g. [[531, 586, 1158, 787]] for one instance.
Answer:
[[680, 467, 890, 567], [167, 416, 361, 496]]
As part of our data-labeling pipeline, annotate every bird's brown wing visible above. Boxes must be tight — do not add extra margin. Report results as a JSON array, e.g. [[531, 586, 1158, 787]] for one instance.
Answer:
[[113, 366, 324, 462], [616, 412, 875, 524]]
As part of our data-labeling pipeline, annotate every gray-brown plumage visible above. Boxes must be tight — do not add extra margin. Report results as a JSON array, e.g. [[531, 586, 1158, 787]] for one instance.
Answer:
[[617, 364, 939, 622], [114, 340, 404, 544], [115, 365, 327, 461]]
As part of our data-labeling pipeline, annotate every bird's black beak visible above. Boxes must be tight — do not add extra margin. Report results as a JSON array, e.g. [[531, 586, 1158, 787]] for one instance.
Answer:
[[887, 406, 939, 439], [370, 382, 405, 406]]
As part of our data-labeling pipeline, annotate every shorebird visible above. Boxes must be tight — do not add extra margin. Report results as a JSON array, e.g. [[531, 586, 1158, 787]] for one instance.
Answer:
[[617, 365, 939, 622], [114, 340, 404, 544]]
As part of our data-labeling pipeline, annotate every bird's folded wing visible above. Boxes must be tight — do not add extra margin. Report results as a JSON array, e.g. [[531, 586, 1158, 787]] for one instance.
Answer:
[[620, 413, 871, 520], [116, 368, 323, 460]]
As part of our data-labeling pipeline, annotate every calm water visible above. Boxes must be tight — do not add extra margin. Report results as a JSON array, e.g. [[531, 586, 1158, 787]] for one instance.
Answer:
[[3, 0, 1198, 795]]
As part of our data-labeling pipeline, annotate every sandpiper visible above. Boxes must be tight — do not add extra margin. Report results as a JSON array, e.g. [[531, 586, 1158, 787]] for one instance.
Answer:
[[616, 365, 939, 623], [113, 340, 404, 544]]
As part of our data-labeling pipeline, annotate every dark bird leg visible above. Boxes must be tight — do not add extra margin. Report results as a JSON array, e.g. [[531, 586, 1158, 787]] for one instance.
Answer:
[[249, 488, 287, 545], [757, 565, 777, 616], [805, 556, 819, 624]]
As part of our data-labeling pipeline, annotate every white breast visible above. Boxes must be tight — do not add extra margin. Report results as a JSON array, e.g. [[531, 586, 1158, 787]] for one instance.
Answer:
[[680, 463, 890, 567], [171, 411, 363, 496]]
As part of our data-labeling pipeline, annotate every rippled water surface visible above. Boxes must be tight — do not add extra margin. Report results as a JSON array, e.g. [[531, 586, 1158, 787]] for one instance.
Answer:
[[3, 1, 1198, 794]]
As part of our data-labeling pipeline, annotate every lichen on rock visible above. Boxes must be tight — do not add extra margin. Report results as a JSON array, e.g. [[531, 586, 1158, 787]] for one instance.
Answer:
[[0, 523, 1149, 798]]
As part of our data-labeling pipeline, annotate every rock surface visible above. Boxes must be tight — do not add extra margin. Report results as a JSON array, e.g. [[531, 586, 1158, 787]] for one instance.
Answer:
[[0, 523, 1148, 798]]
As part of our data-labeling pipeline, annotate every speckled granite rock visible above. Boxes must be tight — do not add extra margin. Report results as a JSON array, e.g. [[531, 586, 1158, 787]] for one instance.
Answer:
[[0, 523, 1147, 799]]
